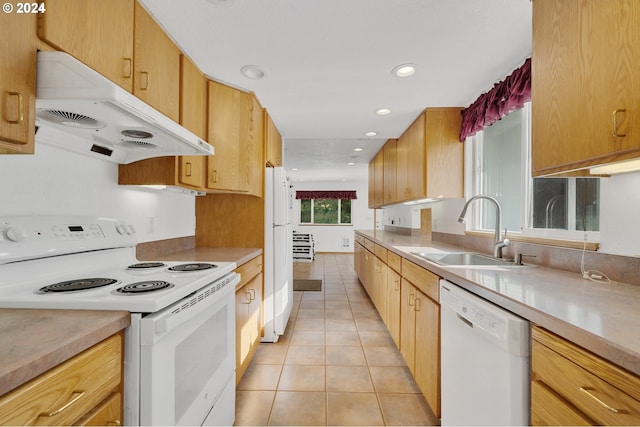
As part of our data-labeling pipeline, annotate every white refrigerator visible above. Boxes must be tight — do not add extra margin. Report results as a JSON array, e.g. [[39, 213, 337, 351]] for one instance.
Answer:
[[263, 167, 294, 342]]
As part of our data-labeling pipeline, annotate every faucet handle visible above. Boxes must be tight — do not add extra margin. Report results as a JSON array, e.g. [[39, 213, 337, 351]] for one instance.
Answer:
[[515, 253, 536, 265]]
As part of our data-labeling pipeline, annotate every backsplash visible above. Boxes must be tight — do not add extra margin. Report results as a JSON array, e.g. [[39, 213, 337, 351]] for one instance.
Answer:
[[0, 143, 196, 243]]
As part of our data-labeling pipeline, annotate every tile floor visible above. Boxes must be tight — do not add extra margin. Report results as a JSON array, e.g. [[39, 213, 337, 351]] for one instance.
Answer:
[[234, 253, 438, 426]]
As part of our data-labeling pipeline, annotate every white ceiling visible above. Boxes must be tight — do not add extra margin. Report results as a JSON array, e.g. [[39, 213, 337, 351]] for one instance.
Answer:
[[140, 0, 532, 183]]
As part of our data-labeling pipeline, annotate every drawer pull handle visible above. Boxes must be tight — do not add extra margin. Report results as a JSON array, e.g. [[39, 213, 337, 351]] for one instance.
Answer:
[[579, 386, 620, 413], [139, 71, 149, 90], [123, 58, 132, 78], [612, 109, 627, 137], [248, 288, 256, 301], [40, 390, 86, 417], [408, 293, 415, 307]]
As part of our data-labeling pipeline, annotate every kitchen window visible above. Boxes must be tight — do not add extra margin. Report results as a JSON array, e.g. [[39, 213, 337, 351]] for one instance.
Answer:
[[299, 198, 352, 225], [464, 102, 600, 241]]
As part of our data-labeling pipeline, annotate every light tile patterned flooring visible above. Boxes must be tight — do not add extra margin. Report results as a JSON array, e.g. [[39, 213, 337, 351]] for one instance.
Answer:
[[234, 253, 438, 426]]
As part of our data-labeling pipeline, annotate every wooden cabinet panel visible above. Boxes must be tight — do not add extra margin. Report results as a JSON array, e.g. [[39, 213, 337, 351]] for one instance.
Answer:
[[77, 392, 122, 426], [385, 267, 401, 348], [0, 333, 122, 426], [39, 0, 134, 92], [401, 259, 439, 302], [532, 326, 640, 425], [235, 255, 263, 290], [373, 258, 388, 322], [425, 108, 463, 198], [0, 11, 36, 154], [134, 1, 180, 122], [400, 279, 417, 373], [242, 93, 264, 196], [265, 111, 283, 167], [383, 139, 397, 204], [531, 380, 593, 426], [532, 0, 640, 176], [387, 251, 402, 274], [414, 291, 440, 418], [373, 149, 384, 207], [236, 273, 263, 383], [207, 80, 242, 192]]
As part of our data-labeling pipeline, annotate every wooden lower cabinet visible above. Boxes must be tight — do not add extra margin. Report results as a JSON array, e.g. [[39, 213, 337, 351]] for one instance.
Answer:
[[385, 265, 401, 347], [0, 333, 123, 426], [235, 255, 263, 383], [531, 325, 640, 426], [399, 259, 441, 418]]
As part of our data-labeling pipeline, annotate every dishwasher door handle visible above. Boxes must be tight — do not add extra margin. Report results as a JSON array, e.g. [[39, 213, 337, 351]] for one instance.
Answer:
[[456, 313, 473, 328]]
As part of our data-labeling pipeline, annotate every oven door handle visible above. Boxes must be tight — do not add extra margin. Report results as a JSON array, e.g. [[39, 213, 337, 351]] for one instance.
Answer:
[[142, 273, 239, 338]]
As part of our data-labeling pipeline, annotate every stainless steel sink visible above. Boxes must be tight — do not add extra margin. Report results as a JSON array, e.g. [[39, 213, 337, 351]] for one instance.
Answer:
[[411, 252, 529, 267]]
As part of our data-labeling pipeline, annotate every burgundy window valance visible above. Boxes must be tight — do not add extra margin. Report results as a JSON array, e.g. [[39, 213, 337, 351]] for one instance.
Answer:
[[459, 57, 531, 141], [295, 190, 357, 200]]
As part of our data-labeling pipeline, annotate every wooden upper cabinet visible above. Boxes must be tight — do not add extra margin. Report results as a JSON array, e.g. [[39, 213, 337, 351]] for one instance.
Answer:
[[243, 93, 264, 196], [133, 1, 181, 122], [532, 0, 640, 176], [0, 12, 36, 154], [265, 111, 283, 167], [39, 0, 134, 91], [424, 108, 463, 198], [179, 55, 207, 189], [373, 149, 384, 207], [207, 80, 242, 192], [383, 139, 397, 205]]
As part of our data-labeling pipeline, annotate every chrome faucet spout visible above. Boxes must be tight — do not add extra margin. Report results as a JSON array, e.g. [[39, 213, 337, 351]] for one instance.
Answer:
[[458, 195, 510, 258]]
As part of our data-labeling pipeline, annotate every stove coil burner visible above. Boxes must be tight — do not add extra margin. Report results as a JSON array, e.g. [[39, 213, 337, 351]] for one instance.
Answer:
[[127, 262, 167, 270], [39, 278, 118, 293], [168, 263, 218, 272], [115, 280, 175, 294]]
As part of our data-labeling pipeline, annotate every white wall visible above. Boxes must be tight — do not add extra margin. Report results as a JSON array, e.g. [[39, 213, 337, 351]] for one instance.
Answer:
[[0, 143, 196, 242], [291, 179, 373, 253]]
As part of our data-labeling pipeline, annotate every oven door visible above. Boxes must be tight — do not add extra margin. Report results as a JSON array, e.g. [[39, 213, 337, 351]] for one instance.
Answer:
[[139, 273, 239, 426]]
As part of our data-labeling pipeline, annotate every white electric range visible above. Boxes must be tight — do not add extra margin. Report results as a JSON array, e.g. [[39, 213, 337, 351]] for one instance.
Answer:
[[0, 216, 239, 426]]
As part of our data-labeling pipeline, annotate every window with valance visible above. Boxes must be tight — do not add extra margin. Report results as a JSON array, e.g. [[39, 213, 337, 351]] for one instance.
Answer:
[[459, 58, 531, 141], [295, 191, 357, 200]]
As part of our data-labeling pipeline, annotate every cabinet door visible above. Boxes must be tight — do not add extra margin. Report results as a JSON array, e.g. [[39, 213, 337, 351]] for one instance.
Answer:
[[531, 380, 593, 426], [207, 81, 242, 192], [385, 267, 401, 347], [39, 0, 134, 91], [414, 290, 440, 418], [134, 1, 180, 122], [425, 108, 463, 198], [77, 392, 122, 426], [179, 55, 207, 189], [242, 93, 264, 196], [383, 139, 397, 204], [373, 150, 384, 207], [373, 258, 388, 321], [400, 280, 416, 373], [395, 130, 410, 201], [0, 12, 36, 154], [235, 284, 251, 383], [406, 113, 427, 200], [368, 159, 376, 208], [248, 273, 263, 349], [532, 0, 640, 176], [265, 111, 283, 167]]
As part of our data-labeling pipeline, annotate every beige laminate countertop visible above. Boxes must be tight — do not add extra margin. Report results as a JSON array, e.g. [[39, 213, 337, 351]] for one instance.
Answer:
[[0, 309, 130, 397], [141, 247, 262, 268], [356, 230, 640, 377]]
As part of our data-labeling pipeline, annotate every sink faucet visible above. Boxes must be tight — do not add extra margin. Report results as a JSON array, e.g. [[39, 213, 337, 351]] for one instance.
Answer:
[[458, 195, 510, 258]]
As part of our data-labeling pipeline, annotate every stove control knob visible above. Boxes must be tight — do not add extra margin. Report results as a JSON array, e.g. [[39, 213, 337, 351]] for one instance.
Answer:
[[116, 223, 128, 235], [5, 226, 28, 242]]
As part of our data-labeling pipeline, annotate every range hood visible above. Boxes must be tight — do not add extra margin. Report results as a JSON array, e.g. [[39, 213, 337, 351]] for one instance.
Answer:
[[35, 51, 214, 164]]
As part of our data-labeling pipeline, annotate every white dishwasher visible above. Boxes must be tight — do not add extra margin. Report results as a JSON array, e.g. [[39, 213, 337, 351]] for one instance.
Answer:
[[440, 280, 530, 426]]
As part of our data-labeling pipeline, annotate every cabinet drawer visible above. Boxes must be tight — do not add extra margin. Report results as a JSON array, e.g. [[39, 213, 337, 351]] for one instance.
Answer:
[[387, 251, 402, 273], [532, 338, 640, 425], [401, 259, 439, 302], [364, 238, 375, 252], [531, 380, 593, 426], [235, 255, 263, 290], [76, 392, 122, 426], [374, 244, 387, 262], [0, 333, 122, 426]]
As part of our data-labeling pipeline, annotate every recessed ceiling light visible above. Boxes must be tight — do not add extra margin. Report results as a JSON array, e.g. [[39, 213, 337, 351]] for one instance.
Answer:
[[376, 108, 392, 115], [353, 147, 363, 152], [392, 63, 417, 77], [240, 65, 265, 79], [341, 179, 347, 182], [348, 162, 355, 166], [365, 131, 377, 137], [291, 168, 299, 171]]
